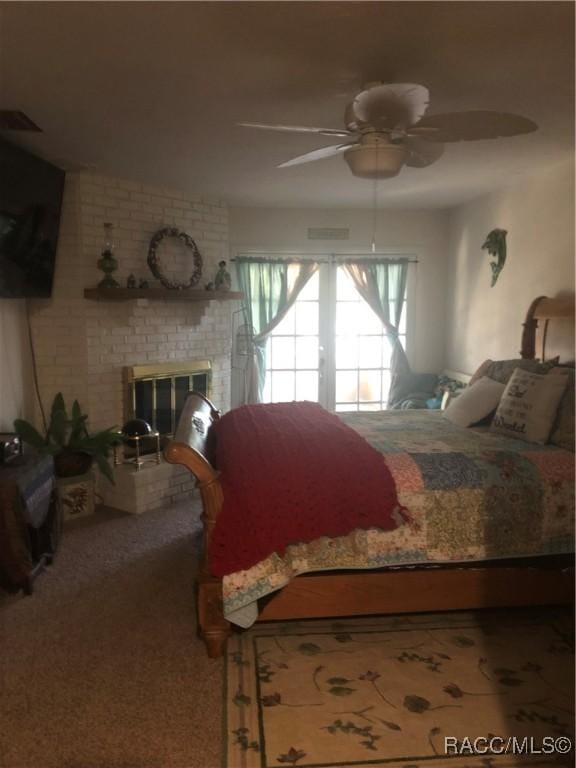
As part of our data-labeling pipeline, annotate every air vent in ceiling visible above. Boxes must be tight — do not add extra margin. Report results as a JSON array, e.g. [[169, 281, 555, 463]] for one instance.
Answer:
[[0, 111, 42, 132], [307, 227, 349, 240]]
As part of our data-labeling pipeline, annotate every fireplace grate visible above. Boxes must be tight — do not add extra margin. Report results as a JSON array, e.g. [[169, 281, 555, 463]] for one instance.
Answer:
[[124, 361, 211, 436]]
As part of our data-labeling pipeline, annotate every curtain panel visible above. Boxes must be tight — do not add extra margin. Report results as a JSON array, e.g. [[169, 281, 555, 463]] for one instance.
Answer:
[[344, 260, 410, 377], [236, 259, 318, 403]]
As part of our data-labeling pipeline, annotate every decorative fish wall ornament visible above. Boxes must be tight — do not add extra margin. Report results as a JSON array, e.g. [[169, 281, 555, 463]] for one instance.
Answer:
[[481, 228, 507, 287]]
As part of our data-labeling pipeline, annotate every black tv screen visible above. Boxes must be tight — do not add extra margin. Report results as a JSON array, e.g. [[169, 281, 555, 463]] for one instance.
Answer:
[[0, 138, 65, 298]]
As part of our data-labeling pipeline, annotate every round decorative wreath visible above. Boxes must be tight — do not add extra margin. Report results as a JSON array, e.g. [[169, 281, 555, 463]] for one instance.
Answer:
[[147, 227, 203, 289]]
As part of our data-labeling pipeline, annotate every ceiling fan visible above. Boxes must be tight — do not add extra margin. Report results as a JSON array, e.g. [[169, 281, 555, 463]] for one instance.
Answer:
[[239, 83, 538, 179]]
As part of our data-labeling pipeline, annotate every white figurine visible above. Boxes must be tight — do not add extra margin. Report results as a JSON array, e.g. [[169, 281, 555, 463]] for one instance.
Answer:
[[214, 260, 231, 291]]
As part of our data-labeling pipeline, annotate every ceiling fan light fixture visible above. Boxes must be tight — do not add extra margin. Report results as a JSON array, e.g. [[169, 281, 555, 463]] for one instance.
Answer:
[[344, 143, 407, 179], [239, 81, 537, 179]]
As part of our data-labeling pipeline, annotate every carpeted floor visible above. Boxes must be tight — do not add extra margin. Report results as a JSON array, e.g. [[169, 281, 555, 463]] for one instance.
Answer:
[[0, 500, 223, 768], [227, 613, 574, 768], [2, 504, 573, 768]]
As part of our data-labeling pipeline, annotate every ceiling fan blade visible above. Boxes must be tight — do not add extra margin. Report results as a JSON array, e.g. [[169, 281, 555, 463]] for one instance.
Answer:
[[404, 137, 445, 168], [412, 111, 538, 142], [238, 122, 351, 138], [278, 143, 356, 168], [352, 83, 429, 129]]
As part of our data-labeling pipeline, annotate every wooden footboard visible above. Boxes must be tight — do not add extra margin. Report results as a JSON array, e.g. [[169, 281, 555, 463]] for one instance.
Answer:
[[163, 392, 231, 657], [165, 392, 574, 659]]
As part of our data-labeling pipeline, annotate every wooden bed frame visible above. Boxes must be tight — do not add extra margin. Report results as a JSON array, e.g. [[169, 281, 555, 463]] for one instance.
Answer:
[[165, 295, 575, 657]]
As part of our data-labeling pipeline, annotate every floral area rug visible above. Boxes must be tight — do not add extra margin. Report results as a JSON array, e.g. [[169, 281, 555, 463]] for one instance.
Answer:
[[225, 610, 574, 768]]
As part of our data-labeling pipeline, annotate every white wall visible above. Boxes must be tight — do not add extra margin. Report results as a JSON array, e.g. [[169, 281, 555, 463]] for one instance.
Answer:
[[0, 300, 34, 430], [229, 207, 449, 374], [444, 158, 575, 374]]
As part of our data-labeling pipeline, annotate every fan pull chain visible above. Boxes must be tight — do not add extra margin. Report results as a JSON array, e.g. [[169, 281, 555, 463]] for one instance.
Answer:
[[371, 164, 378, 254]]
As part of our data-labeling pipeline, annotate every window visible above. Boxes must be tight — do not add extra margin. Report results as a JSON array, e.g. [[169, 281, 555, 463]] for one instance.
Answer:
[[334, 267, 406, 411], [263, 269, 320, 403], [263, 263, 409, 409]]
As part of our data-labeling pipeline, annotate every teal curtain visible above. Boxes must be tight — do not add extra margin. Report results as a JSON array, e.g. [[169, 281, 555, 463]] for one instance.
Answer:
[[344, 260, 411, 376], [237, 259, 318, 403]]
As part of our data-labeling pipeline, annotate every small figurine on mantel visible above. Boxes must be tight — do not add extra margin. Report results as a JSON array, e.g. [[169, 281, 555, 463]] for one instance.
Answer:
[[214, 260, 231, 292], [139, 278, 149, 289], [126, 274, 137, 289]]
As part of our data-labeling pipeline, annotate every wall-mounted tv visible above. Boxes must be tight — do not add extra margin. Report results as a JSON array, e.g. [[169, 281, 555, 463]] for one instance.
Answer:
[[0, 137, 65, 298]]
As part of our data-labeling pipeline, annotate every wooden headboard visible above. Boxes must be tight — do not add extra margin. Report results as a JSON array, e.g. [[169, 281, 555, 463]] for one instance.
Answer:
[[521, 295, 575, 363]]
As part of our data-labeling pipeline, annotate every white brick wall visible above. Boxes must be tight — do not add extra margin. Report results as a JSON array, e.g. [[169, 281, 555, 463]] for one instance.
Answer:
[[29, 171, 237, 512]]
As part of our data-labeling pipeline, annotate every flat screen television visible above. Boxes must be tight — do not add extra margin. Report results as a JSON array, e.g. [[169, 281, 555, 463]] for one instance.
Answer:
[[0, 137, 65, 298]]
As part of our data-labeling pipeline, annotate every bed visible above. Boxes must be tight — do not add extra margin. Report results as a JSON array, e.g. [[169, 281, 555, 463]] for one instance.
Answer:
[[165, 295, 575, 657]]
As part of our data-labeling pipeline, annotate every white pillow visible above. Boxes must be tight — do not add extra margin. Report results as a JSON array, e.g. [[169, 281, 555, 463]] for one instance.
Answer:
[[491, 367, 569, 444], [443, 376, 506, 428]]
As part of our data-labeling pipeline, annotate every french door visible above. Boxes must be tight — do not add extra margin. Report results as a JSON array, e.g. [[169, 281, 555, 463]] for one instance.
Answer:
[[262, 264, 407, 410]]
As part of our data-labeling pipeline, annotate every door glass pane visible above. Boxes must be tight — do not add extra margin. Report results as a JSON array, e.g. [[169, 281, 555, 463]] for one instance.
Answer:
[[336, 336, 359, 369], [296, 371, 318, 401], [334, 266, 404, 410], [295, 337, 318, 369], [398, 303, 407, 334], [335, 302, 360, 336], [359, 336, 382, 368], [271, 371, 295, 402], [336, 370, 358, 402], [264, 269, 320, 404], [336, 267, 358, 300], [297, 270, 319, 300], [295, 302, 318, 335], [357, 302, 382, 334], [271, 336, 295, 369], [274, 311, 295, 335], [359, 370, 381, 402]]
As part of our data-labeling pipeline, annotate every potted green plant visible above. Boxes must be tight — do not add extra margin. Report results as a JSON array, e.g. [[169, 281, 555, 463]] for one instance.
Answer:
[[14, 393, 121, 483]]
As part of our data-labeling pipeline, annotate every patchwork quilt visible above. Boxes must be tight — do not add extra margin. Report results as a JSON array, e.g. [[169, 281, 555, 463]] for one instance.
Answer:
[[222, 410, 574, 627]]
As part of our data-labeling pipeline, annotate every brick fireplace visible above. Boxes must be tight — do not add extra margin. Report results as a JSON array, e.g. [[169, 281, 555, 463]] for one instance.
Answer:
[[29, 170, 238, 514]]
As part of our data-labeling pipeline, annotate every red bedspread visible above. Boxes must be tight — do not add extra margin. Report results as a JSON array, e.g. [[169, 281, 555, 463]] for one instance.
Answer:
[[209, 402, 405, 577]]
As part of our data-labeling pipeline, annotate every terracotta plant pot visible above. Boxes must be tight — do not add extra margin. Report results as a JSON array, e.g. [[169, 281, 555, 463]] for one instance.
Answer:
[[54, 451, 94, 478]]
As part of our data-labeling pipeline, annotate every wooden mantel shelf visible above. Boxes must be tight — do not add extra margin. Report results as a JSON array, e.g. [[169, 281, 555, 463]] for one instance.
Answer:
[[84, 287, 243, 302]]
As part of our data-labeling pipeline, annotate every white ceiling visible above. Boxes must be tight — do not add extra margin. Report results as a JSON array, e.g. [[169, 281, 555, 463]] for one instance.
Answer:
[[0, 2, 574, 209]]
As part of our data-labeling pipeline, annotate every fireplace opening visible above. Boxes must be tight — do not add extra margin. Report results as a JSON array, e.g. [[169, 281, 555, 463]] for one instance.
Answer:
[[124, 361, 212, 437]]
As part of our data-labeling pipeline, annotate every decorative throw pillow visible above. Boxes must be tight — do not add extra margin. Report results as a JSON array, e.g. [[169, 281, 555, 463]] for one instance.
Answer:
[[548, 366, 575, 451], [388, 372, 438, 409], [483, 357, 559, 385], [443, 377, 505, 428], [469, 359, 494, 387], [491, 368, 569, 444]]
